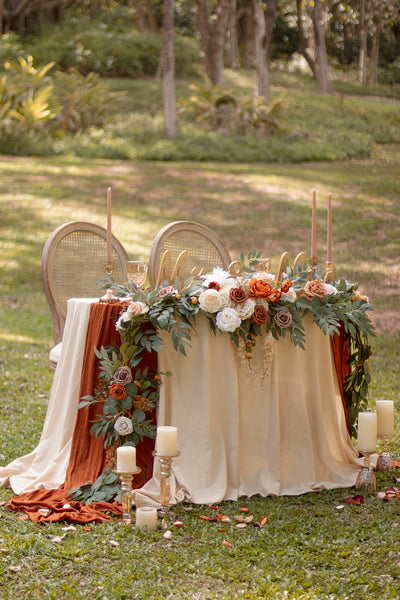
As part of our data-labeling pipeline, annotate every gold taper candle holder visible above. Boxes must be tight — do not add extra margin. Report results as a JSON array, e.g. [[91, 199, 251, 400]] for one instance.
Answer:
[[355, 452, 376, 493], [116, 467, 141, 524], [376, 435, 395, 472], [152, 451, 180, 513], [324, 261, 334, 282], [105, 260, 114, 275], [310, 256, 318, 278]]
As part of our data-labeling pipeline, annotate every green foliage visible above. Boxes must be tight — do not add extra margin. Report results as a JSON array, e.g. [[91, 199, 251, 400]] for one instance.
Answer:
[[179, 74, 288, 136], [53, 68, 121, 132]]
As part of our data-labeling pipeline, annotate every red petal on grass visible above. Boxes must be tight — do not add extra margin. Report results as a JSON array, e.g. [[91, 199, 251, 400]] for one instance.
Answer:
[[199, 515, 217, 522], [240, 507, 249, 513], [209, 506, 219, 511], [222, 540, 232, 548], [260, 516, 268, 526]]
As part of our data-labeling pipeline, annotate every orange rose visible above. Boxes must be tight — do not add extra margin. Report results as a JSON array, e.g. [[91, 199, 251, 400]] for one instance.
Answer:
[[281, 280, 292, 293], [267, 288, 282, 305], [229, 287, 247, 304], [249, 278, 273, 299], [109, 384, 127, 401]]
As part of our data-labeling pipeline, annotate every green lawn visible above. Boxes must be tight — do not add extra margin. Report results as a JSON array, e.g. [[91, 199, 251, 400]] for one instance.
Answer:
[[0, 147, 399, 599]]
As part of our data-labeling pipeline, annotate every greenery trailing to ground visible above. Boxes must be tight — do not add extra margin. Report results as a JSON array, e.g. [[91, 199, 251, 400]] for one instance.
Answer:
[[1, 146, 400, 598]]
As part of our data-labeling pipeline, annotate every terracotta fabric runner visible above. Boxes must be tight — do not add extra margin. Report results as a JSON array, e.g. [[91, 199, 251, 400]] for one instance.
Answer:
[[7, 301, 157, 523]]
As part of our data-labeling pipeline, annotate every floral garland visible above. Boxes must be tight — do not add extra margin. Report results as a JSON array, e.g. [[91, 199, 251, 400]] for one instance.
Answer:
[[71, 254, 374, 503]]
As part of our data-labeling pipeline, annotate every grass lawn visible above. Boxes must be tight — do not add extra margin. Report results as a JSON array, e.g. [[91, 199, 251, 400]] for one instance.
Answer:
[[0, 145, 399, 598]]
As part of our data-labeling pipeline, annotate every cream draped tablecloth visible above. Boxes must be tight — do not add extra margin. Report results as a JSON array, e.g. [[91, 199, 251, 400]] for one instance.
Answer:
[[0, 298, 94, 494], [1, 299, 361, 504], [135, 314, 361, 506]]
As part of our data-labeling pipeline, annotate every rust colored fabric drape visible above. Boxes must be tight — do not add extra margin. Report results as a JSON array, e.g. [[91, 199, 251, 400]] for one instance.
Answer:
[[7, 301, 157, 523], [331, 325, 350, 431]]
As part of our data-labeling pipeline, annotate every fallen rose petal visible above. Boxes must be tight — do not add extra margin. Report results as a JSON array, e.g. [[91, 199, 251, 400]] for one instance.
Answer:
[[235, 523, 247, 529], [163, 530, 172, 540], [377, 492, 386, 500], [260, 517, 268, 526], [234, 515, 244, 522], [18, 515, 29, 521], [1, 548, 10, 553], [222, 540, 232, 548], [240, 507, 249, 513], [335, 505, 345, 510], [244, 515, 253, 523], [216, 514, 230, 522], [209, 505, 219, 511], [199, 515, 217, 522], [51, 536, 65, 543], [37, 509, 50, 516], [9, 565, 22, 573], [218, 528, 225, 532], [108, 540, 120, 547], [61, 525, 76, 532], [173, 521, 183, 527], [161, 519, 168, 530]]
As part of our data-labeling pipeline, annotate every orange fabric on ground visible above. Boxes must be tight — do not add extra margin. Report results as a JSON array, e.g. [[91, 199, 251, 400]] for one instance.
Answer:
[[7, 301, 157, 523]]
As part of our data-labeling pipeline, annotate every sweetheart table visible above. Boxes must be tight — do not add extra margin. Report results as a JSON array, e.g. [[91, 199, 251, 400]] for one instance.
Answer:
[[0, 297, 361, 521]]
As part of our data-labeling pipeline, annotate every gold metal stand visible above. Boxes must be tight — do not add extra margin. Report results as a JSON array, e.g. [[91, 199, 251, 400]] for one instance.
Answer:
[[116, 467, 142, 524], [153, 451, 180, 513]]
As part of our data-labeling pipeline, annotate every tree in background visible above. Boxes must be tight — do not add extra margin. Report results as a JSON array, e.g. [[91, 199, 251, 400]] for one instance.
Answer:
[[163, 0, 177, 137], [195, 0, 231, 84], [296, 0, 335, 93]]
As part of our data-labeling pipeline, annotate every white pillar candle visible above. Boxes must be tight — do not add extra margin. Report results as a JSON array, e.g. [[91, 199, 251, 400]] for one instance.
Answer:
[[156, 426, 178, 456], [357, 412, 377, 453], [135, 507, 157, 531], [376, 401, 394, 437], [116, 446, 136, 472]]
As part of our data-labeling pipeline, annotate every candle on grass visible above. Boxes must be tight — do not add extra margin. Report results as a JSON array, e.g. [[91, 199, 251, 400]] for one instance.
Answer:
[[106, 186, 112, 264], [311, 189, 317, 259], [357, 412, 377, 453], [135, 507, 157, 530], [327, 193, 332, 262], [376, 401, 394, 437], [156, 426, 178, 456], [116, 446, 136, 472]]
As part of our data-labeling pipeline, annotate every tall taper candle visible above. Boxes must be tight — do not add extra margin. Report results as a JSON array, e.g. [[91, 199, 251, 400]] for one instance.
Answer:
[[311, 189, 316, 259], [106, 186, 112, 264], [327, 193, 332, 262]]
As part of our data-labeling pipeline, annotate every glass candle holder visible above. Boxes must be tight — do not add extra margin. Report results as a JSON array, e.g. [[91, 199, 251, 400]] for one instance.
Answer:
[[152, 451, 180, 513], [376, 435, 395, 472], [355, 451, 376, 494], [116, 467, 141, 524]]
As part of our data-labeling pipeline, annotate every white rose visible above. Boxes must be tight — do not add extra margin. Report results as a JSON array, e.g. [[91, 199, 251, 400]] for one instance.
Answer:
[[114, 416, 134, 436], [199, 289, 225, 313], [215, 307, 242, 332], [254, 272, 275, 283], [324, 283, 338, 296], [127, 301, 149, 317], [235, 298, 256, 319], [281, 287, 297, 302]]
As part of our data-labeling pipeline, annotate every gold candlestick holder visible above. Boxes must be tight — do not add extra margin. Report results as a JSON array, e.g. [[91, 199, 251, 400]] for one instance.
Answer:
[[310, 256, 318, 278], [105, 260, 114, 275], [376, 435, 395, 471], [324, 260, 334, 282], [153, 451, 180, 513], [355, 451, 376, 493], [117, 467, 141, 524]]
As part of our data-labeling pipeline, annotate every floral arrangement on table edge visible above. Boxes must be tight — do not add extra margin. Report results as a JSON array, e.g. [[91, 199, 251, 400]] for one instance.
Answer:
[[70, 250, 375, 504]]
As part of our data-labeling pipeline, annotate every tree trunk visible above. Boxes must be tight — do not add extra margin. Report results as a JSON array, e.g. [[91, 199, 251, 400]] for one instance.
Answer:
[[253, 0, 269, 100], [359, 0, 367, 84], [196, 0, 231, 85], [163, 0, 177, 138], [226, 0, 239, 68], [311, 0, 335, 94], [370, 17, 382, 85]]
